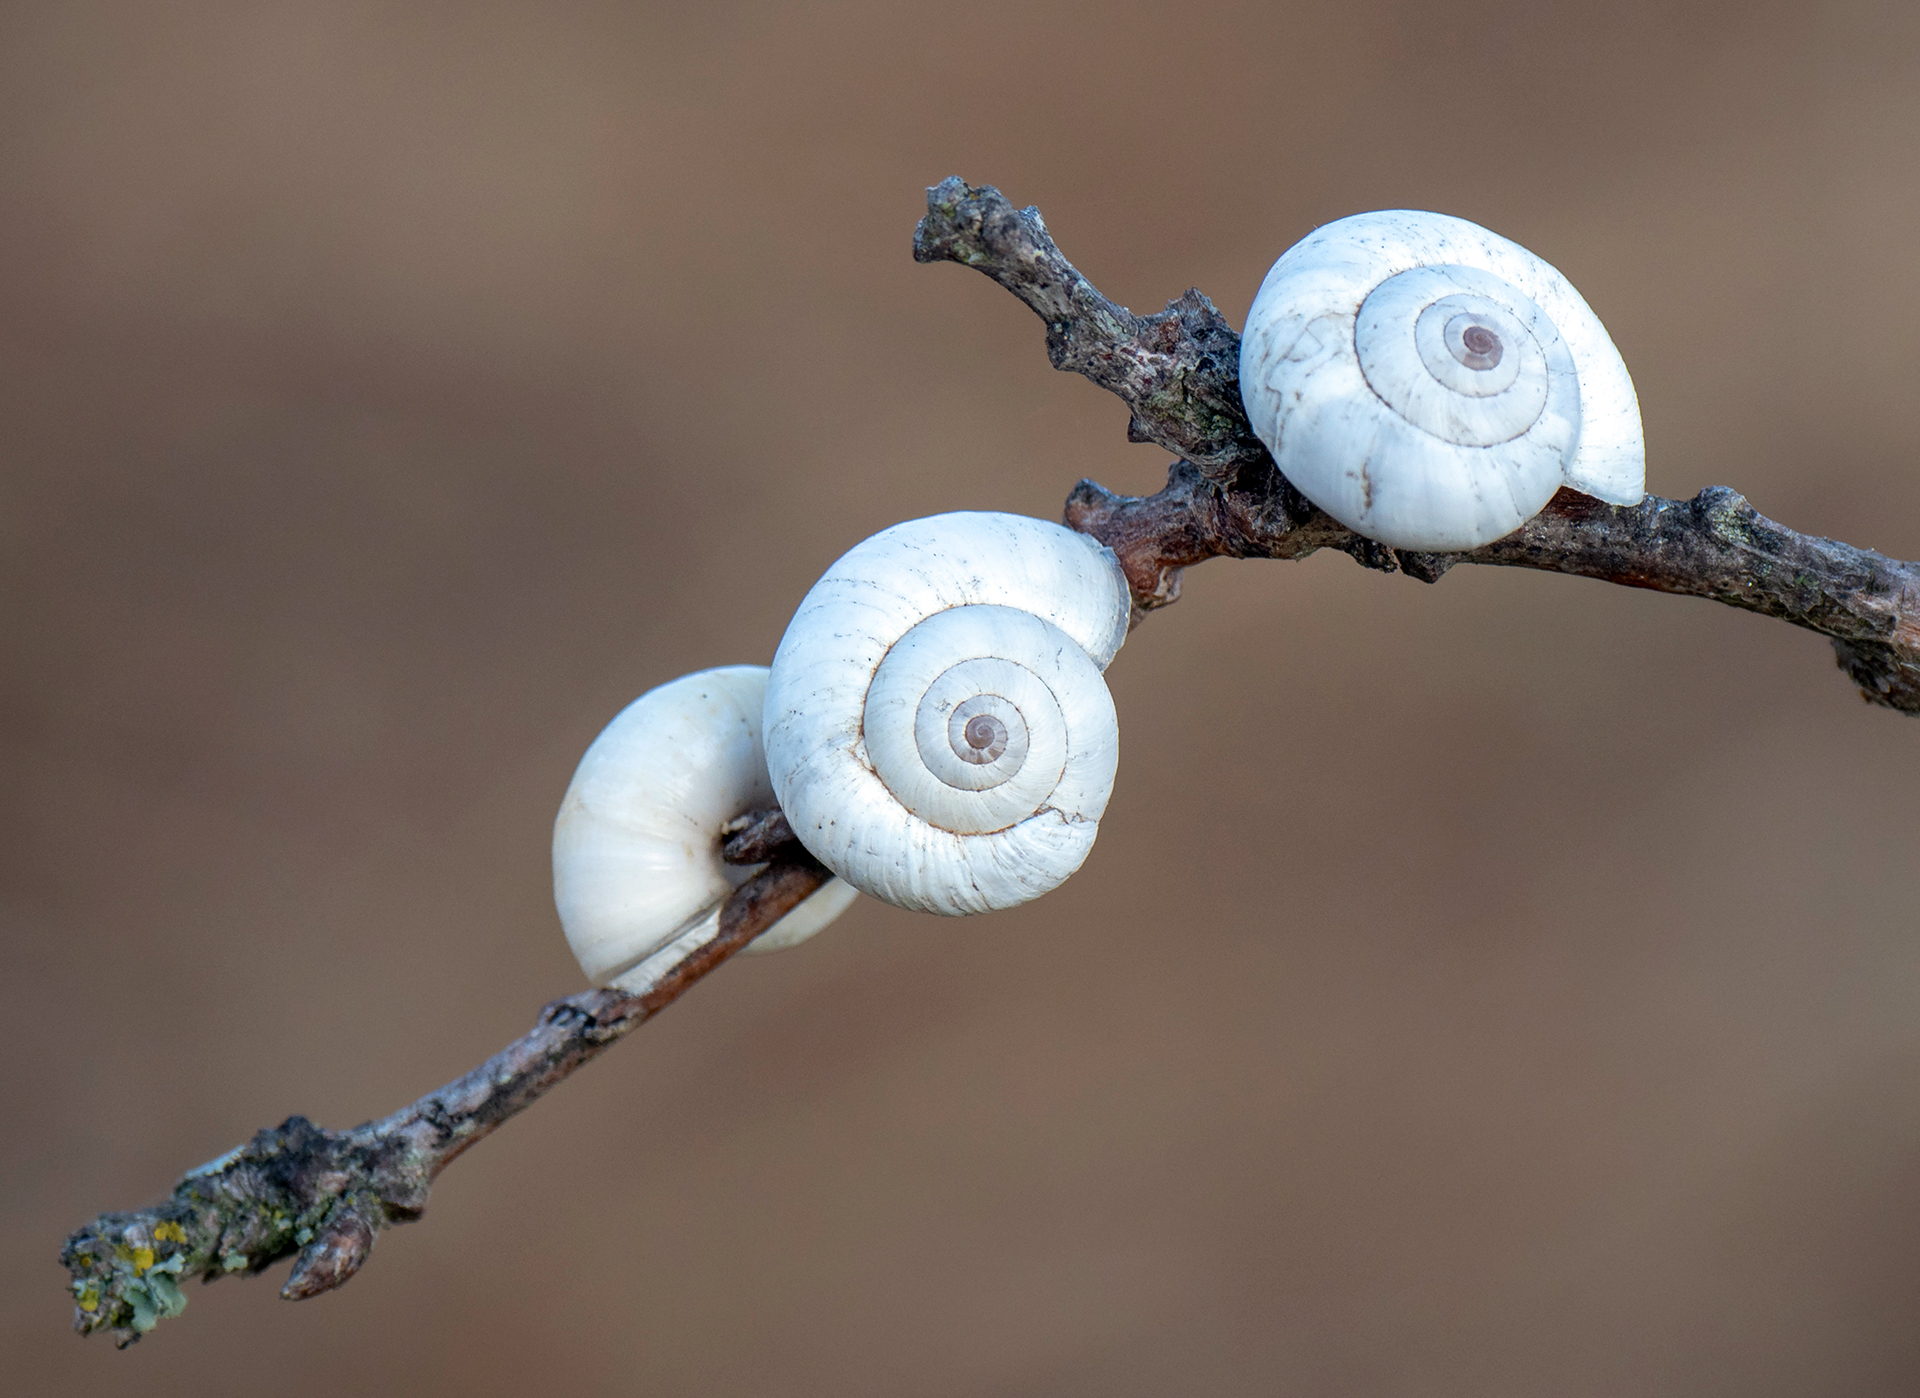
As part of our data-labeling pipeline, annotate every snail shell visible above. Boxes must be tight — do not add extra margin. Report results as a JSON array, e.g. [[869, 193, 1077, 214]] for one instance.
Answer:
[[1239, 210, 1644, 551], [764, 512, 1131, 916], [552, 665, 858, 992]]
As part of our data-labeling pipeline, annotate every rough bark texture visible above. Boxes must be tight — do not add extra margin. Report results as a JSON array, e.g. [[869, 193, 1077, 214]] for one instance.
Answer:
[[62, 842, 829, 1346], [916, 177, 1268, 475], [919, 177, 1920, 714]]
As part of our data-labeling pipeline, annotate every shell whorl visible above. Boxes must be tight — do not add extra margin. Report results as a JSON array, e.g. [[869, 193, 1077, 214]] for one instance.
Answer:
[[552, 666, 857, 992], [764, 512, 1131, 916], [1239, 210, 1644, 551]]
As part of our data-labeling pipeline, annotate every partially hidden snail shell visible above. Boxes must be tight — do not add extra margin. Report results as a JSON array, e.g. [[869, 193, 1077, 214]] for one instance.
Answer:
[[1239, 210, 1645, 551], [553, 665, 858, 992], [764, 512, 1131, 916]]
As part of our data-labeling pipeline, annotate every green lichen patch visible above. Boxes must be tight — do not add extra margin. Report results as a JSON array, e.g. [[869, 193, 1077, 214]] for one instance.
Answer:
[[65, 1215, 201, 1343]]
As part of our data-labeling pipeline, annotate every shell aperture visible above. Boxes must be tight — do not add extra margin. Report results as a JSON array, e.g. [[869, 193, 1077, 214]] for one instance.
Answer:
[[764, 512, 1130, 916], [552, 665, 857, 992], [1239, 210, 1644, 551]]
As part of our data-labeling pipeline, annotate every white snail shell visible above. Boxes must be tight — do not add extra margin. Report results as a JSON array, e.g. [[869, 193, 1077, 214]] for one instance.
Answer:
[[1239, 210, 1645, 551], [764, 512, 1131, 916], [552, 666, 858, 992]]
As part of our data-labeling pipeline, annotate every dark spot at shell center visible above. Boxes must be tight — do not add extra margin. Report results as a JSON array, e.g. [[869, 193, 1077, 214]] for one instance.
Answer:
[[1455, 322, 1503, 371], [953, 707, 1012, 765]]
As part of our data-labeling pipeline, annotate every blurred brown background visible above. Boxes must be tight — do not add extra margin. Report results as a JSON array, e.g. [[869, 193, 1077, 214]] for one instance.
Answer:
[[5, 1, 1920, 1393]]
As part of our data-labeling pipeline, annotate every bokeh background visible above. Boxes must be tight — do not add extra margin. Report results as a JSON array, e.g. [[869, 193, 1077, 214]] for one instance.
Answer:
[[6, 2, 1920, 1393]]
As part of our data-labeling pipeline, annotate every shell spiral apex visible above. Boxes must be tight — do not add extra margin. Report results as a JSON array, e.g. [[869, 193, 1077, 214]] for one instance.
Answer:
[[552, 665, 857, 993], [764, 512, 1131, 917], [1238, 210, 1645, 552]]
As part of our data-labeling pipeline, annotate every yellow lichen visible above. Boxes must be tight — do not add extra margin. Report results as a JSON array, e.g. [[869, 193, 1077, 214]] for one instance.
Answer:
[[114, 1243, 156, 1276], [153, 1221, 188, 1246]]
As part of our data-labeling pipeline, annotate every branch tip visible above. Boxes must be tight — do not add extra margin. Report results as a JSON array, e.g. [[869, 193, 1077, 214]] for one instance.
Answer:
[[62, 855, 830, 1342]]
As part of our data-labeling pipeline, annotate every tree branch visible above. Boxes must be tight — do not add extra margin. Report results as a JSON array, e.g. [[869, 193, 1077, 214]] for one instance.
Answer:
[[61, 837, 829, 1346], [916, 176, 1920, 715], [60, 173, 1920, 1350]]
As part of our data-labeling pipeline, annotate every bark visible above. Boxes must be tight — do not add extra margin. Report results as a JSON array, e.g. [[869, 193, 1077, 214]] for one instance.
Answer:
[[61, 843, 829, 1346], [917, 176, 1920, 713]]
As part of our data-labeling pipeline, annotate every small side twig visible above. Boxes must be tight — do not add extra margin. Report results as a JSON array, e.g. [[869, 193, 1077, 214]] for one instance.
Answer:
[[914, 177, 1266, 473], [720, 807, 798, 865], [61, 822, 828, 1346], [916, 176, 1920, 714]]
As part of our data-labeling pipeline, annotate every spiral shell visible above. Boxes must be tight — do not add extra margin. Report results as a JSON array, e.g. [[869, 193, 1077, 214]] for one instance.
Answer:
[[764, 512, 1131, 916], [1239, 210, 1645, 551], [552, 666, 858, 992]]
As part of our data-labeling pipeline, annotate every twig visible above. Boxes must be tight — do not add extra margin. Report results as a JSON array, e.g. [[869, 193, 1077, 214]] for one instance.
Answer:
[[916, 176, 1920, 714], [61, 837, 829, 1346]]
